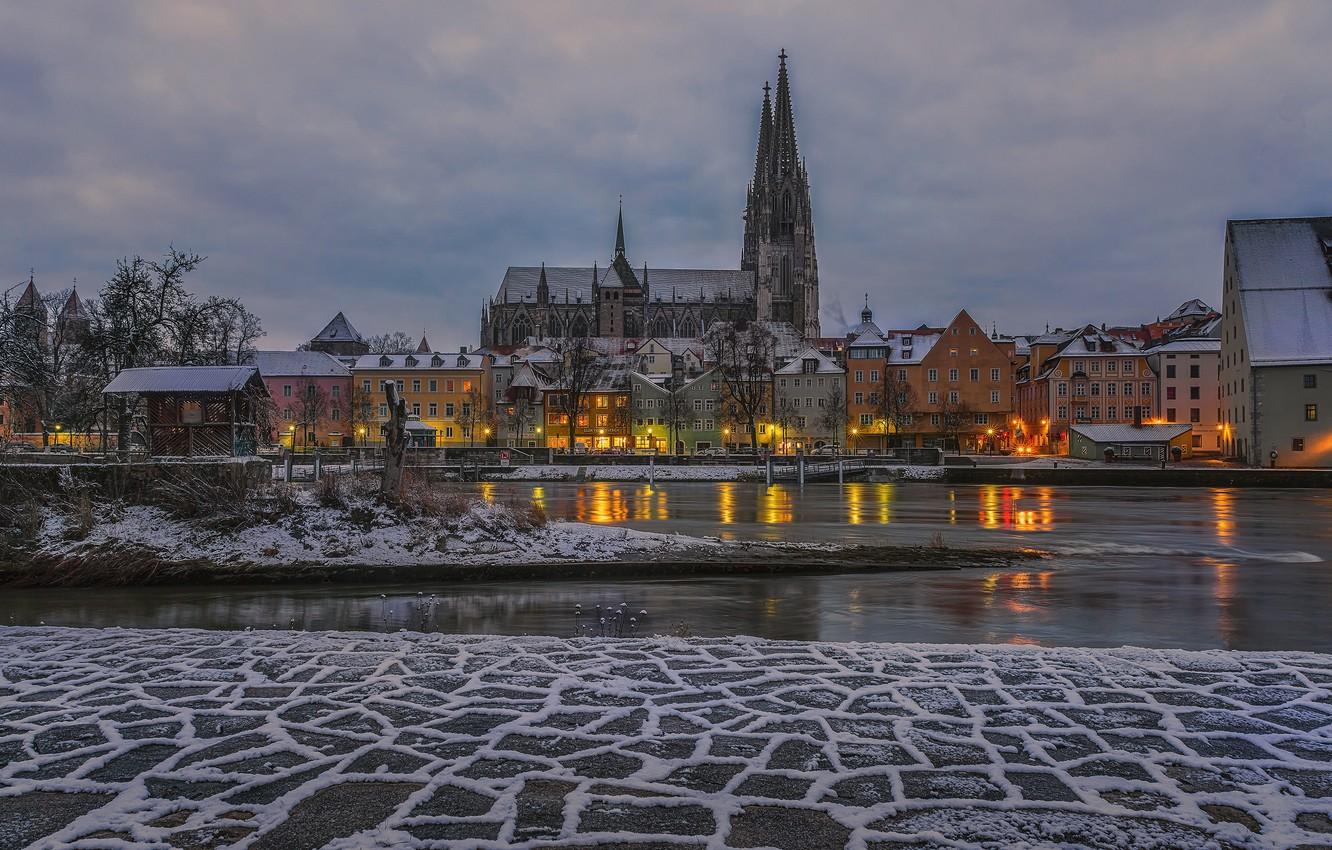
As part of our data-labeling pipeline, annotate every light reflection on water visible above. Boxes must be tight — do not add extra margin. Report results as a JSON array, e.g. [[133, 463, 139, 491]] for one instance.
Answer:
[[4, 483, 1332, 651]]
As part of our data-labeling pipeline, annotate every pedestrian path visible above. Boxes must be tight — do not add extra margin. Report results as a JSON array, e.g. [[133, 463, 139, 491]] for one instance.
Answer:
[[2, 628, 1331, 849]]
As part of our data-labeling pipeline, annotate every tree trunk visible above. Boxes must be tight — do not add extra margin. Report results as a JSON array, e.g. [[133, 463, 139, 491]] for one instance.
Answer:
[[381, 384, 408, 499]]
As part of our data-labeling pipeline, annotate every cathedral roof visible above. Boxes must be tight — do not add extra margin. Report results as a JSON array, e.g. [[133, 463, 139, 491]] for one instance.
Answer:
[[497, 266, 753, 305]]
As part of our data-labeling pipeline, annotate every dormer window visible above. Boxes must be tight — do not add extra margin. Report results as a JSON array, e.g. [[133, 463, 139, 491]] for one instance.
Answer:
[[405, 355, 418, 368], [802, 358, 817, 374], [457, 356, 468, 367], [378, 355, 391, 368], [902, 336, 913, 347], [431, 355, 443, 368]]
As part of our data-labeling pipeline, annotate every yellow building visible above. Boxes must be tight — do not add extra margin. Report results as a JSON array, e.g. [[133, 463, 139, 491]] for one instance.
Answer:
[[350, 347, 492, 446]]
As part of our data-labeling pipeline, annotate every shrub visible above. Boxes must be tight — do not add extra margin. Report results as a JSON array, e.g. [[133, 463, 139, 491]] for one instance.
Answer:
[[316, 473, 346, 509]]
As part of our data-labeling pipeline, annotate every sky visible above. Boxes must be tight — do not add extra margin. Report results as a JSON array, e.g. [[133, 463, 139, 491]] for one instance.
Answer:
[[3, 1, 1331, 348]]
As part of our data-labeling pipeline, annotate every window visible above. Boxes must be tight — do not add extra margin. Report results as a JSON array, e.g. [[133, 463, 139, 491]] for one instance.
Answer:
[[1305, 374, 1318, 389], [429, 379, 437, 392], [1123, 382, 1133, 396], [1166, 407, 1176, 422], [869, 370, 879, 383], [1293, 438, 1305, 451], [1166, 365, 1176, 379], [283, 407, 293, 421], [445, 402, 455, 417], [1106, 382, 1117, 396], [1106, 361, 1117, 373], [1057, 406, 1068, 420], [1091, 406, 1100, 419], [928, 392, 938, 405], [428, 403, 438, 416], [898, 369, 907, 381], [378, 404, 387, 418], [412, 379, 421, 392], [1141, 383, 1151, 396], [1306, 404, 1319, 422], [1166, 387, 1177, 400], [1057, 382, 1068, 397], [1107, 406, 1116, 420], [1091, 383, 1101, 397], [446, 379, 455, 393], [331, 408, 341, 421], [928, 369, 938, 382], [1189, 386, 1200, 400], [283, 384, 292, 397], [1123, 360, 1134, 374], [854, 392, 863, 404], [1190, 408, 1200, 423], [859, 414, 872, 426], [970, 348, 978, 357], [969, 368, 979, 382], [362, 379, 371, 392], [411, 403, 421, 416], [1091, 361, 1101, 373], [854, 370, 863, 383], [395, 379, 404, 391], [1189, 364, 1200, 379], [331, 385, 340, 398], [948, 369, 959, 382], [948, 391, 959, 404], [930, 413, 941, 426], [990, 368, 1000, 382], [990, 390, 1000, 404], [974, 413, 988, 425]]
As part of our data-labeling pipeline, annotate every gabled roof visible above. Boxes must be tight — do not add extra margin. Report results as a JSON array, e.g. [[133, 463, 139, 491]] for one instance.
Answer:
[[312, 312, 364, 344], [352, 350, 483, 370], [848, 328, 888, 348], [1165, 298, 1215, 321], [104, 366, 266, 395], [775, 345, 843, 375], [61, 288, 87, 319], [416, 335, 432, 353], [247, 350, 350, 378], [1071, 423, 1191, 443], [1229, 217, 1332, 365]]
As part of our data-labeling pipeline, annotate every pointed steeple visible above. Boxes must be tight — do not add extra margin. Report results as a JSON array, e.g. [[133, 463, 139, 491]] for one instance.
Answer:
[[752, 81, 772, 189], [17, 270, 39, 309], [860, 294, 872, 324], [62, 285, 86, 320], [416, 334, 431, 353], [769, 49, 799, 177], [536, 262, 549, 304], [614, 196, 626, 259]]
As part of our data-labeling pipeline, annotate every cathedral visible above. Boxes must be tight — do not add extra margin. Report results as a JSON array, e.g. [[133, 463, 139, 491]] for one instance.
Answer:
[[482, 50, 820, 349]]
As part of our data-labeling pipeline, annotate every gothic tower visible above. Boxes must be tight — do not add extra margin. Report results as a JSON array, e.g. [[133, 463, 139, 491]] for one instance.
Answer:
[[742, 50, 820, 338]]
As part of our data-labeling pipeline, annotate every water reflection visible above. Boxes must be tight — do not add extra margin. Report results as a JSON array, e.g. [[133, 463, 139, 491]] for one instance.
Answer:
[[1213, 488, 1235, 545]]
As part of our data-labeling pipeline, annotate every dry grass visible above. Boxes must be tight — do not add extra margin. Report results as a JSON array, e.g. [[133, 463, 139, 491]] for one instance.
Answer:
[[315, 473, 346, 509], [3, 548, 211, 587], [928, 531, 947, 549], [509, 499, 548, 532]]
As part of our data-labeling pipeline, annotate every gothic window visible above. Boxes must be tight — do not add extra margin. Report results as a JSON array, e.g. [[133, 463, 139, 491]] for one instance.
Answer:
[[780, 256, 792, 298], [511, 314, 533, 344], [679, 316, 697, 338], [781, 191, 794, 235], [571, 314, 590, 338], [650, 315, 671, 338], [546, 315, 562, 338], [624, 313, 640, 338]]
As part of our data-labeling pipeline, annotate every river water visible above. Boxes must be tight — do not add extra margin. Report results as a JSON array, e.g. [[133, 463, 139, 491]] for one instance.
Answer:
[[6, 483, 1331, 651]]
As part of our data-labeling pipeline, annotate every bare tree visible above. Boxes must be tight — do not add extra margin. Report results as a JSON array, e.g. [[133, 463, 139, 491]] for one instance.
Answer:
[[500, 397, 535, 447], [874, 368, 919, 444], [546, 336, 606, 453], [818, 383, 849, 448], [937, 395, 973, 455], [705, 322, 775, 457], [381, 383, 408, 498], [458, 382, 494, 447], [294, 378, 330, 451], [367, 331, 416, 354], [2, 287, 101, 448], [346, 381, 377, 446]]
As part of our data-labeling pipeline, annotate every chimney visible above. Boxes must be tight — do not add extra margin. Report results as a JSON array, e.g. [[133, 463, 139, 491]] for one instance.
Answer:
[[460, 345, 468, 354], [1133, 405, 1143, 428]]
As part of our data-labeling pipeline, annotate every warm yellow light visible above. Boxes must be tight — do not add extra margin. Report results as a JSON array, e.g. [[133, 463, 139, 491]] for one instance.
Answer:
[[851, 428, 858, 435], [598, 429, 605, 435], [986, 428, 994, 435]]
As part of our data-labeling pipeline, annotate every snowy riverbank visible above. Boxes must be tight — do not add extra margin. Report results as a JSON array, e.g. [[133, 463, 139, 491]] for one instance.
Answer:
[[2, 627, 1330, 849]]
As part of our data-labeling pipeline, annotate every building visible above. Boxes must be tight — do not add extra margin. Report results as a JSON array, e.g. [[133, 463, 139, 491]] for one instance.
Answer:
[[246, 351, 353, 448], [350, 348, 491, 447], [542, 370, 633, 453], [1014, 325, 1157, 453], [774, 346, 845, 451], [308, 312, 369, 358], [630, 369, 723, 454], [102, 366, 268, 457], [1221, 217, 1332, 467], [482, 51, 820, 349], [913, 310, 1014, 452], [1145, 337, 1221, 454], [1069, 422, 1193, 463]]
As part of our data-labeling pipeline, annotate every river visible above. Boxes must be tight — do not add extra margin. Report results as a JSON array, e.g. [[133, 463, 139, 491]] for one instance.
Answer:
[[5, 482, 1331, 651]]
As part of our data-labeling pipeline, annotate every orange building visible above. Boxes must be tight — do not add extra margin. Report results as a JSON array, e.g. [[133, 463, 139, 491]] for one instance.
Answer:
[[351, 346, 492, 446], [543, 384, 633, 452]]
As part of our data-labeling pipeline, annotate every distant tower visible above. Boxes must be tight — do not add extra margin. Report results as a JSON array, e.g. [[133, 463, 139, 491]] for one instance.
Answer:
[[742, 50, 820, 338]]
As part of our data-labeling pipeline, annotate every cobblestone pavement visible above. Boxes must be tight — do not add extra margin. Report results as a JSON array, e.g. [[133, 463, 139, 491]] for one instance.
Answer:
[[2, 628, 1332, 849]]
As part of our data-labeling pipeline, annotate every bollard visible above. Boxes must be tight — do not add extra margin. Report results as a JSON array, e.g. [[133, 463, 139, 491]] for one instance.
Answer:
[[838, 459, 843, 484], [766, 455, 773, 487], [313, 447, 322, 480], [798, 454, 805, 487], [283, 449, 294, 482], [649, 454, 655, 487]]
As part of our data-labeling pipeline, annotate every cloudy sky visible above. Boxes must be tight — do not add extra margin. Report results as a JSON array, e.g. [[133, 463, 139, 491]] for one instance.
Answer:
[[3, 1, 1330, 348]]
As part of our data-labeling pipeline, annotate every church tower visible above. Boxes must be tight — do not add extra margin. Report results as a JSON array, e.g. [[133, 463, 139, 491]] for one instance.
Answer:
[[742, 50, 820, 339]]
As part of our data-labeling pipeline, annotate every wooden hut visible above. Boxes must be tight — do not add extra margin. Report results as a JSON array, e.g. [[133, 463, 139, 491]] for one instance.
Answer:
[[104, 366, 268, 457]]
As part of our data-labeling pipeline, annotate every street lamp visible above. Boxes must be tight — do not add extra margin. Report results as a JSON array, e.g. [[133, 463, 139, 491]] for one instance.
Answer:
[[851, 427, 858, 454], [52, 422, 62, 450]]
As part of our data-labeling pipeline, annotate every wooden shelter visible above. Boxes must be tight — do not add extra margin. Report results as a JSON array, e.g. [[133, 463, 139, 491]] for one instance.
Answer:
[[104, 366, 268, 457]]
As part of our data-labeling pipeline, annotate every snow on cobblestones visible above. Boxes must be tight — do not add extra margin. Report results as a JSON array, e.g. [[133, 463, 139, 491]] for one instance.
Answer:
[[2, 628, 1331, 849]]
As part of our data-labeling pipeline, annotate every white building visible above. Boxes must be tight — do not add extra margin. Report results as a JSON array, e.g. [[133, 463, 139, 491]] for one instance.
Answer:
[[1146, 338, 1221, 453], [773, 346, 845, 451], [1221, 217, 1332, 467]]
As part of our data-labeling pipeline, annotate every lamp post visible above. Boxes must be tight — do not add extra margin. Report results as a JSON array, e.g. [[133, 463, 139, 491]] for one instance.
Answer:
[[851, 427, 858, 454], [357, 425, 366, 447], [52, 423, 62, 451], [986, 427, 995, 455]]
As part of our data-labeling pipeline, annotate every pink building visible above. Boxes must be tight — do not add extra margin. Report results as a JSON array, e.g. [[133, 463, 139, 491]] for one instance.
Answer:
[[248, 351, 354, 448]]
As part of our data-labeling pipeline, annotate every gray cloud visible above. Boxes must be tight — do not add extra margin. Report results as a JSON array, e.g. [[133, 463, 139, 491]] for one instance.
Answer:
[[3, 1, 1330, 346]]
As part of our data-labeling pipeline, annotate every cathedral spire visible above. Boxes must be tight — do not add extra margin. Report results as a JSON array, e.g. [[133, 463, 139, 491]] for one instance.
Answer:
[[536, 262, 549, 304], [614, 196, 626, 259], [752, 81, 772, 189], [769, 49, 799, 177]]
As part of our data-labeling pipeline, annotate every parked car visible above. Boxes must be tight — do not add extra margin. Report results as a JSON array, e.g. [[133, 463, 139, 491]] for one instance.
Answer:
[[696, 447, 726, 457], [812, 445, 839, 456], [5, 441, 38, 453], [572, 443, 588, 455]]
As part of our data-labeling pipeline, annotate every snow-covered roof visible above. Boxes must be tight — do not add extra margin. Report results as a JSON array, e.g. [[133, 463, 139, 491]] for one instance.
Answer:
[[775, 346, 843, 375], [311, 312, 364, 344], [885, 330, 939, 363], [353, 351, 484, 370], [847, 328, 888, 348], [1165, 298, 1215, 321], [498, 266, 754, 304], [247, 351, 350, 378], [1143, 338, 1221, 355], [1229, 218, 1332, 366], [104, 366, 265, 394], [1071, 423, 1191, 443]]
